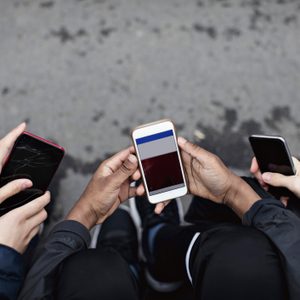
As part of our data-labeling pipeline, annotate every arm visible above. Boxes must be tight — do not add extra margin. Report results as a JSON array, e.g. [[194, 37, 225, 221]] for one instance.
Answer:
[[243, 198, 300, 300], [0, 245, 24, 300], [18, 220, 90, 300], [0, 124, 49, 300], [178, 137, 300, 300], [19, 147, 143, 299]]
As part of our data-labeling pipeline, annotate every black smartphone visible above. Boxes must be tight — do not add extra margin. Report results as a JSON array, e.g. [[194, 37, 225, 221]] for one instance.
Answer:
[[0, 132, 65, 216], [249, 134, 296, 198]]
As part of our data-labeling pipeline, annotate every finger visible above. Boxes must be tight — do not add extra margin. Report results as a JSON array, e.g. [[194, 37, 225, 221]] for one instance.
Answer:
[[129, 146, 136, 153], [262, 172, 291, 189], [0, 179, 32, 204], [131, 169, 141, 181], [17, 191, 51, 219], [27, 208, 48, 229], [177, 136, 210, 165], [102, 147, 132, 173], [111, 154, 138, 187], [292, 157, 300, 175], [154, 200, 171, 214], [280, 196, 289, 207], [136, 183, 145, 195], [26, 225, 40, 245], [0, 123, 26, 167], [250, 157, 259, 174]]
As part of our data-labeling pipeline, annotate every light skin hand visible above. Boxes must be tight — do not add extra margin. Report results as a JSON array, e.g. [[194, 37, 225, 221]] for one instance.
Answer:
[[0, 192, 50, 254], [250, 156, 300, 199], [0, 123, 50, 253], [178, 137, 261, 218], [66, 147, 144, 230]]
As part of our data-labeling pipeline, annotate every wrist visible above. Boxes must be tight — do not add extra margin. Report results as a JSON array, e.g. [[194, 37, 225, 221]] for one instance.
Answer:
[[66, 201, 98, 231], [224, 175, 261, 218]]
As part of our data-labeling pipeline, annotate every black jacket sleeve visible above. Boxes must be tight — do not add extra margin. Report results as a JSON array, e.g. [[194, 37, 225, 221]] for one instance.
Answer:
[[0, 244, 24, 300], [18, 220, 91, 300], [243, 198, 300, 300]]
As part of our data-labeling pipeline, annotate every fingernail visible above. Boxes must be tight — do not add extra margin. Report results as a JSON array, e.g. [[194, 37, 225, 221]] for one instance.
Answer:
[[128, 154, 137, 163], [22, 180, 32, 189], [262, 173, 271, 181], [178, 137, 187, 144]]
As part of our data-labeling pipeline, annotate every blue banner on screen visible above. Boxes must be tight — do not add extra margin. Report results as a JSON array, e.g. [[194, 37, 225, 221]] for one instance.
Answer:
[[136, 130, 184, 195]]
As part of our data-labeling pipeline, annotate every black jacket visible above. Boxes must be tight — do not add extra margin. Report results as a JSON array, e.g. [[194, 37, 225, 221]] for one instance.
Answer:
[[18, 199, 300, 300]]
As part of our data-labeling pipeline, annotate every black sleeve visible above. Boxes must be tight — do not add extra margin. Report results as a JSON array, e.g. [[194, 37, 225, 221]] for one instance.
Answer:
[[18, 220, 91, 300], [243, 198, 300, 300]]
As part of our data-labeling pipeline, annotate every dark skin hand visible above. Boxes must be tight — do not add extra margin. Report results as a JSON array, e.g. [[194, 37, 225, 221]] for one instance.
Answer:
[[177, 137, 261, 218], [66, 147, 144, 230]]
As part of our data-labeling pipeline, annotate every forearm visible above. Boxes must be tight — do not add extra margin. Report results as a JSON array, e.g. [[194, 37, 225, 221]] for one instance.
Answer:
[[224, 175, 261, 218], [18, 220, 91, 300], [243, 198, 300, 300]]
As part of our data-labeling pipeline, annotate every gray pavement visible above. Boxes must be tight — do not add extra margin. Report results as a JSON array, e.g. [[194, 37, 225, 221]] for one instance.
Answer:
[[1, 0, 300, 223]]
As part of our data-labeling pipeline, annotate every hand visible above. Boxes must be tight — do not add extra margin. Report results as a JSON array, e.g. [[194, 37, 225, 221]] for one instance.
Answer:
[[250, 156, 300, 199], [66, 147, 143, 229], [0, 123, 50, 253], [0, 192, 50, 254], [178, 137, 260, 217]]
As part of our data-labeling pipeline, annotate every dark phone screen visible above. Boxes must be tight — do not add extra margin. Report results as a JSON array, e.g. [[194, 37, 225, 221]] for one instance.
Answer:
[[136, 130, 184, 195], [0, 133, 64, 214], [249, 137, 295, 176], [249, 136, 295, 199]]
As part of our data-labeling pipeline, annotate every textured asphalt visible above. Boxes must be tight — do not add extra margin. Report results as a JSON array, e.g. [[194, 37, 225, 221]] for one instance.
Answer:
[[0, 0, 300, 233]]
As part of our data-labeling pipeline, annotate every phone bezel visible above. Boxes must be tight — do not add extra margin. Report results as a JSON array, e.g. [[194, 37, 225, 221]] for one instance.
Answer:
[[132, 119, 187, 204], [249, 134, 296, 175]]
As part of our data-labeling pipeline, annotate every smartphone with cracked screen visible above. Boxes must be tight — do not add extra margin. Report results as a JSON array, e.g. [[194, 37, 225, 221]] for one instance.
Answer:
[[249, 134, 296, 198], [0, 132, 65, 216], [132, 119, 187, 204]]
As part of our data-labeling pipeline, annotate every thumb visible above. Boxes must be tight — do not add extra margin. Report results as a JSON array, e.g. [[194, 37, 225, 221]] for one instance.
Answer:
[[111, 154, 138, 186], [178, 136, 208, 163], [262, 172, 291, 189]]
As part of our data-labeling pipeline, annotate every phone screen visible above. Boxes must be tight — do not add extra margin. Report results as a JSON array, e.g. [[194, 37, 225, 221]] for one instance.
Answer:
[[249, 137, 295, 176], [136, 129, 184, 195], [0, 133, 64, 215]]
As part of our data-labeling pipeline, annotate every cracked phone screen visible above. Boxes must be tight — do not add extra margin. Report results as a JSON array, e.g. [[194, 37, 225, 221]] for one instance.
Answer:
[[0, 133, 64, 215]]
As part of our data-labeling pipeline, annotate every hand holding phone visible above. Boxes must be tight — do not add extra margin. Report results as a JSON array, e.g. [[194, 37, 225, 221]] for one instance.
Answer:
[[250, 155, 300, 200], [132, 119, 187, 204], [249, 135, 296, 199], [0, 123, 51, 253], [0, 130, 64, 216]]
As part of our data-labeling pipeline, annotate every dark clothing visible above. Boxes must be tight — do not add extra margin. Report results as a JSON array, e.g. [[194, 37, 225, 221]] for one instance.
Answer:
[[18, 220, 90, 300], [151, 223, 287, 300], [0, 245, 24, 300], [244, 198, 300, 300], [19, 196, 300, 299], [56, 248, 139, 300], [190, 224, 288, 300]]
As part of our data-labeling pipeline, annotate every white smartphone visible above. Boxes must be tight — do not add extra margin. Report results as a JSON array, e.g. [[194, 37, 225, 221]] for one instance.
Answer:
[[132, 119, 187, 204]]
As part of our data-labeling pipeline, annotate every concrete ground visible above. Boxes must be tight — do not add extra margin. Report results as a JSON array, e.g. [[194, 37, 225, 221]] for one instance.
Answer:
[[0, 0, 300, 283]]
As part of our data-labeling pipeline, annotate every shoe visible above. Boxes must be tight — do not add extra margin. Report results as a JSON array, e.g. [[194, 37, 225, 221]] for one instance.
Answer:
[[96, 207, 139, 266], [130, 192, 184, 230]]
